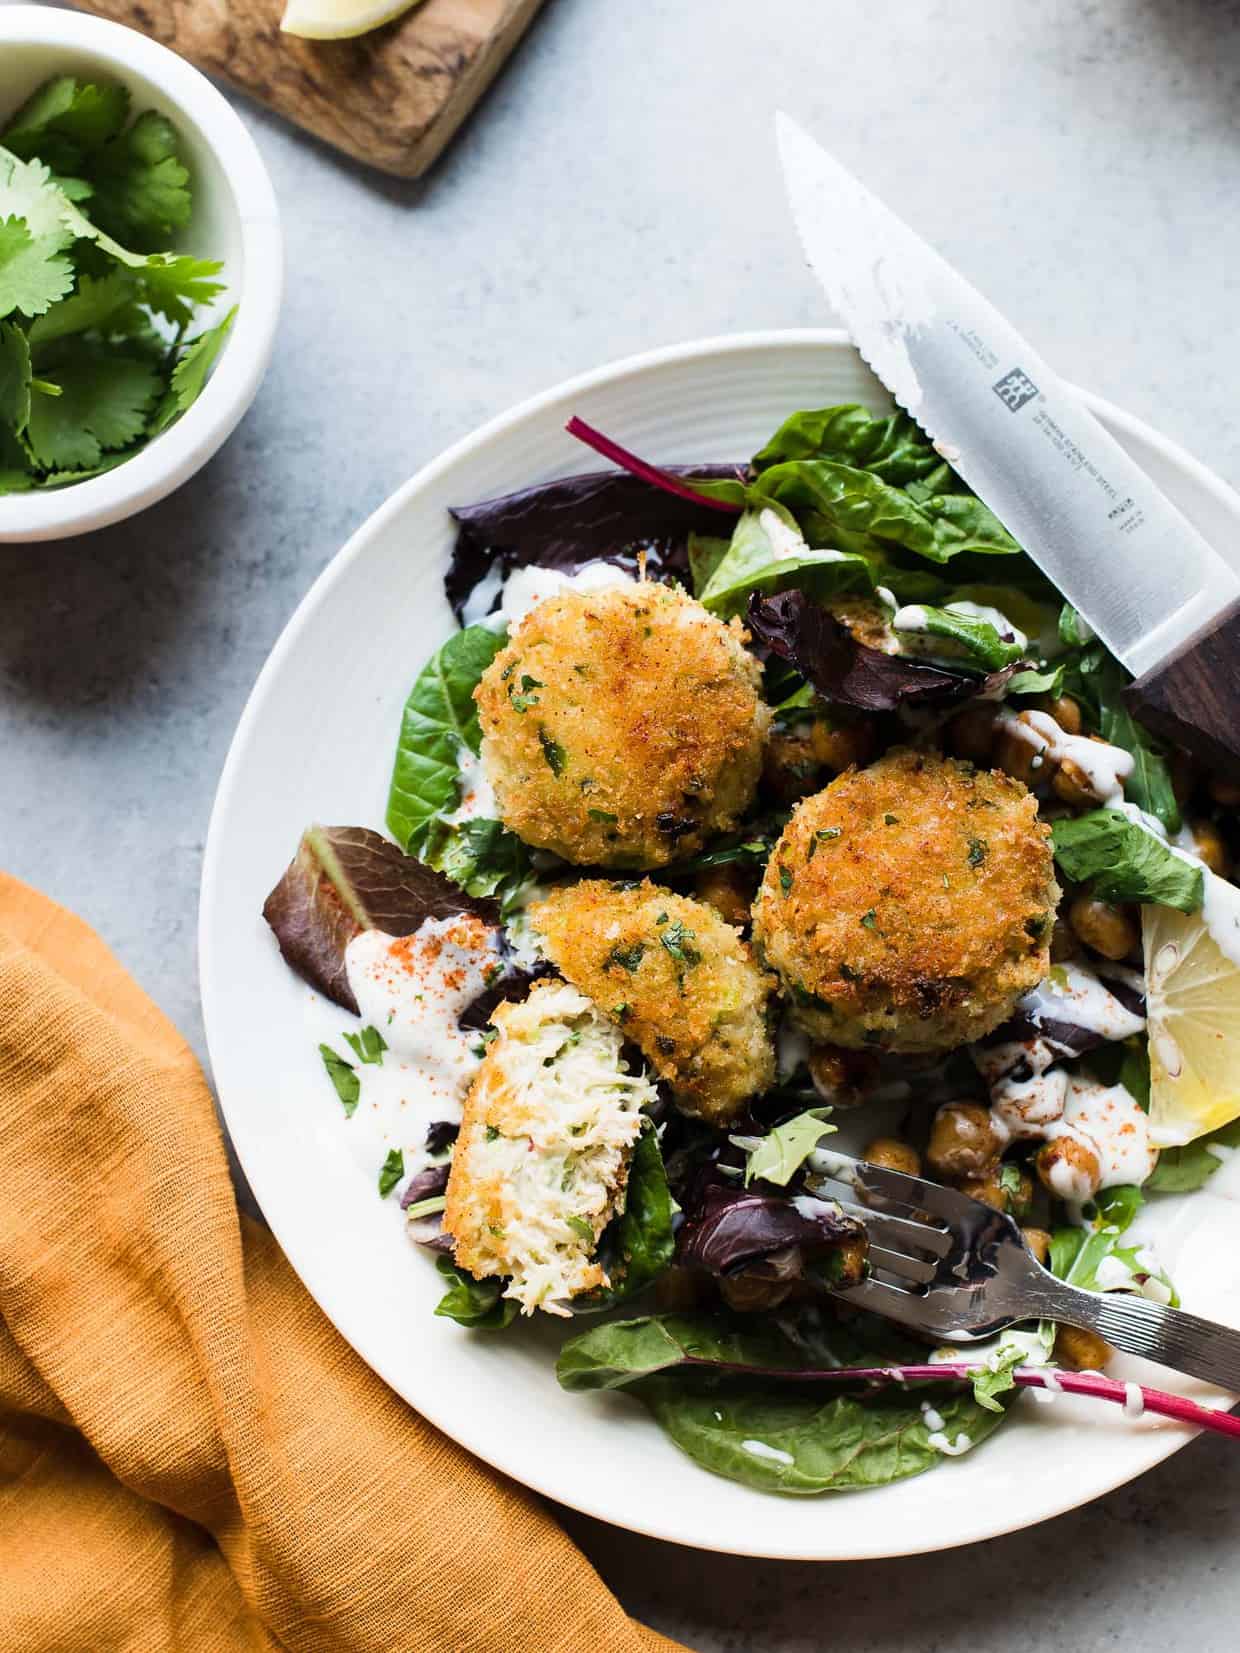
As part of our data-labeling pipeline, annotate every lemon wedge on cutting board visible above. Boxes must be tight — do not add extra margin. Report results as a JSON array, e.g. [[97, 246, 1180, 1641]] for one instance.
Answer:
[[1144, 869, 1240, 1146], [281, 0, 423, 40]]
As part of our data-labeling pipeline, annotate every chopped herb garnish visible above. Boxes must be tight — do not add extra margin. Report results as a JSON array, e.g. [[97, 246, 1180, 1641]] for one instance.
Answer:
[[884, 814, 899, 825], [343, 1024, 388, 1066], [779, 865, 794, 895], [659, 921, 701, 966], [860, 908, 878, 930], [485, 1124, 501, 1142], [611, 1002, 631, 1021], [539, 728, 567, 775], [588, 807, 618, 824], [656, 912, 669, 925], [967, 838, 989, 868], [378, 1148, 404, 1198], [567, 1215, 596, 1244], [816, 827, 842, 841], [605, 941, 646, 972], [998, 1163, 1023, 1201], [319, 1045, 360, 1116]]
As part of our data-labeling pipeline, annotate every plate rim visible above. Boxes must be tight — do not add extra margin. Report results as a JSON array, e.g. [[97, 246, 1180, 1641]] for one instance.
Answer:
[[200, 327, 1240, 1560]]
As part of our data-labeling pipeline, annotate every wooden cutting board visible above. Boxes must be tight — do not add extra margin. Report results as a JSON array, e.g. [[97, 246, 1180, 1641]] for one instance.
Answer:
[[74, 0, 549, 178]]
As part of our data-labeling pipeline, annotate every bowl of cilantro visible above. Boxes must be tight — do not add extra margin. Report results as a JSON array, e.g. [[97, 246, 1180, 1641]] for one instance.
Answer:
[[0, 5, 282, 542]]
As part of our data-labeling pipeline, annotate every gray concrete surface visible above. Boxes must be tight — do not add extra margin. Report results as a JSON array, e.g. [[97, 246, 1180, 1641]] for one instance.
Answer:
[[4, 0, 1240, 1646]]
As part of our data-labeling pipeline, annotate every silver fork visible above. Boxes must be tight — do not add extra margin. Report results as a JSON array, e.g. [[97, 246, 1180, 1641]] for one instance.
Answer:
[[806, 1151, 1240, 1393]]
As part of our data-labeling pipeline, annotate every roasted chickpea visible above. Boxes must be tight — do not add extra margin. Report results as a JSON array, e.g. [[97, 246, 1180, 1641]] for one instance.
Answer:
[[692, 863, 754, 929], [862, 1137, 921, 1178], [994, 716, 1052, 788], [1034, 1135, 1102, 1202], [829, 1234, 869, 1289], [1045, 695, 1083, 736], [1049, 915, 1079, 963], [947, 705, 997, 764], [1055, 1325, 1113, 1371], [808, 715, 874, 774], [719, 1269, 798, 1314], [1208, 775, 1240, 808], [959, 1165, 1034, 1218], [1021, 1226, 1052, 1266], [925, 1102, 1006, 1180], [1051, 756, 1103, 810], [808, 1043, 880, 1108], [1067, 895, 1139, 962], [1187, 818, 1231, 880]]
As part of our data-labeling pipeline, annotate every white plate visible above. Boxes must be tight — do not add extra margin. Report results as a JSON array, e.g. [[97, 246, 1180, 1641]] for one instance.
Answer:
[[200, 331, 1240, 1560]]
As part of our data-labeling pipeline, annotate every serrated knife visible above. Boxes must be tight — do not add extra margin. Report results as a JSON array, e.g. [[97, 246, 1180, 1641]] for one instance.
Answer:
[[777, 112, 1240, 775]]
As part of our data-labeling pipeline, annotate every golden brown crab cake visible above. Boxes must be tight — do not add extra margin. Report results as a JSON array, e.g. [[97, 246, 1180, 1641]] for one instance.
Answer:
[[753, 748, 1058, 1052], [443, 978, 657, 1316], [532, 880, 777, 1125], [474, 582, 769, 868]]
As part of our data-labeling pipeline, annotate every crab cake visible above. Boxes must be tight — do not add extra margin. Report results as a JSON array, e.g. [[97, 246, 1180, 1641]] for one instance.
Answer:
[[475, 582, 769, 868], [533, 880, 777, 1125], [753, 749, 1058, 1053], [443, 978, 657, 1316]]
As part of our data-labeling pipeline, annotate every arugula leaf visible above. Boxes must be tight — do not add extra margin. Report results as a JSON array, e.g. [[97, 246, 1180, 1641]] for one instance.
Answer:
[[378, 1148, 405, 1198], [576, 1125, 676, 1311], [86, 111, 192, 250], [0, 214, 75, 319], [319, 1044, 360, 1117], [740, 1108, 836, 1187], [433, 1255, 519, 1330], [1, 77, 129, 171], [24, 342, 159, 470], [697, 506, 873, 619], [386, 624, 507, 853], [344, 1025, 388, 1066], [892, 603, 1024, 670], [1051, 810, 1202, 913]]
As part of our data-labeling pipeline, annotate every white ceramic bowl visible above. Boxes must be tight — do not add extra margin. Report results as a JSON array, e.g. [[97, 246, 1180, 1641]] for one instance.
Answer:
[[201, 331, 1240, 1560], [0, 6, 282, 543]]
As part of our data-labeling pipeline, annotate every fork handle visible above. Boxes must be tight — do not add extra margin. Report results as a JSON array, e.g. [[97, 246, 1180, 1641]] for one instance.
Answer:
[[1040, 1278, 1240, 1393]]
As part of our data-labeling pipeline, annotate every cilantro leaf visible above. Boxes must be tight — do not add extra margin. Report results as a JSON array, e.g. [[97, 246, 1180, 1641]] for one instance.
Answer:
[[136, 254, 227, 329], [28, 270, 138, 346], [0, 149, 76, 243], [25, 343, 159, 469], [0, 215, 75, 319], [0, 319, 32, 433], [1, 77, 129, 172], [87, 112, 192, 250]]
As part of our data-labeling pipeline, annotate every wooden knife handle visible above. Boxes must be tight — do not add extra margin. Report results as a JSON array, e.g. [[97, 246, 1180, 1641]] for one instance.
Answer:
[[1123, 595, 1240, 780]]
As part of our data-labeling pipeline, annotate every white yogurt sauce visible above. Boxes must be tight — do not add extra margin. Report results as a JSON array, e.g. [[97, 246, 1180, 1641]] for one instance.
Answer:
[[340, 918, 504, 1189], [462, 560, 636, 631], [777, 1018, 811, 1080], [997, 709, 1133, 803], [926, 1431, 973, 1456], [741, 1439, 795, 1465], [445, 745, 498, 824]]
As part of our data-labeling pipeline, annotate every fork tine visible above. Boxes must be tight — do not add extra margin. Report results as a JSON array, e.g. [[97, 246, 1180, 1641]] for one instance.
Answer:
[[837, 1201, 953, 1259], [833, 1276, 926, 1325], [853, 1161, 1010, 1228], [866, 1245, 938, 1286]]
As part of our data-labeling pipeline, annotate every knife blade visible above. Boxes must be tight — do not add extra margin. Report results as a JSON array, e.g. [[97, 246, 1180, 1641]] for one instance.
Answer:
[[775, 112, 1240, 681]]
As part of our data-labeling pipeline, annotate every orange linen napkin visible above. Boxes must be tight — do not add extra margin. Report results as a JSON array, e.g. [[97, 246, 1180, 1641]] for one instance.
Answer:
[[0, 872, 683, 1653]]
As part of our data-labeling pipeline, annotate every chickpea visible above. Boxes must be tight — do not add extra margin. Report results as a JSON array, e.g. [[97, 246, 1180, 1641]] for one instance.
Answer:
[[1051, 756, 1102, 810], [1055, 1325, 1113, 1372], [947, 705, 997, 765], [1170, 750, 1196, 808], [808, 715, 874, 774], [925, 1102, 1006, 1180], [829, 1234, 869, 1290], [994, 716, 1053, 788], [808, 1044, 879, 1109], [862, 1137, 921, 1178], [1021, 1226, 1052, 1266], [1049, 915, 1079, 963], [1187, 817, 1231, 880], [719, 1270, 797, 1314], [1208, 775, 1240, 808], [1034, 1136, 1102, 1202], [959, 1166, 1033, 1218], [1045, 695, 1083, 736], [1067, 895, 1139, 962], [692, 863, 754, 929]]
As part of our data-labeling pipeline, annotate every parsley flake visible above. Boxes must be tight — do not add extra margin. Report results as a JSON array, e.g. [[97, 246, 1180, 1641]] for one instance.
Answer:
[[538, 728, 567, 775], [605, 941, 646, 972], [344, 1025, 388, 1066], [779, 865, 794, 895], [319, 1045, 360, 1117], [967, 838, 989, 868], [378, 1149, 405, 1199], [660, 920, 701, 967]]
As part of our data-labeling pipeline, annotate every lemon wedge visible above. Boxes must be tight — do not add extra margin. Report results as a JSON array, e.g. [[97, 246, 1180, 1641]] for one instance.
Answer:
[[1144, 870, 1240, 1146], [280, 0, 423, 40]]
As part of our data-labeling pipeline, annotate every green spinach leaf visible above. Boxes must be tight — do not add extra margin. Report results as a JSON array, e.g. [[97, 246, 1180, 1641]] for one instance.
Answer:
[[697, 506, 873, 619], [433, 1255, 519, 1330], [577, 1125, 676, 1311], [1051, 810, 1202, 913], [752, 403, 942, 486]]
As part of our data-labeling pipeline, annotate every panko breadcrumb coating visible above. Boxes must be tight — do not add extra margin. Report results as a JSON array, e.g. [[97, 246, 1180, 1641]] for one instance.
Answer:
[[533, 879, 777, 1125], [475, 582, 770, 868], [753, 748, 1058, 1052], [443, 978, 657, 1315]]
